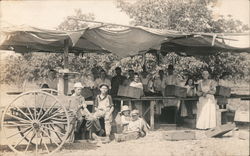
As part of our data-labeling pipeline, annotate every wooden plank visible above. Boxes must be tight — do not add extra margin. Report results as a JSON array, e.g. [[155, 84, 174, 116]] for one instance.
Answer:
[[205, 123, 236, 137], [164, 131, 196, 141], [150, 100, 155, 130]]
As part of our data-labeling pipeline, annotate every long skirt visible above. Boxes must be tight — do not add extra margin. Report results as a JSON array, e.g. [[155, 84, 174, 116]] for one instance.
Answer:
[[196, 95, 216, 129]]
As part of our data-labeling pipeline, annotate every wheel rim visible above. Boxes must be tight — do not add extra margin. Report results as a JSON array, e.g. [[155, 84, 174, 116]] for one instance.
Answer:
[[1, 91, 70, 156]]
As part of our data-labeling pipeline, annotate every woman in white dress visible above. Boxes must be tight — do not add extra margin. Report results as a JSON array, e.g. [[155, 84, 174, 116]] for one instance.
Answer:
[[196, 71, 217, 130]]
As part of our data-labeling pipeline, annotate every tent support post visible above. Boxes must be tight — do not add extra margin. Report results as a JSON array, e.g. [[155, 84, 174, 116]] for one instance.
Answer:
[[64, 39, 69, 69]]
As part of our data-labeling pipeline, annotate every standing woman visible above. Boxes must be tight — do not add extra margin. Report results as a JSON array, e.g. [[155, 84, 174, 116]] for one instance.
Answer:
[[196, 71, 217, 130]]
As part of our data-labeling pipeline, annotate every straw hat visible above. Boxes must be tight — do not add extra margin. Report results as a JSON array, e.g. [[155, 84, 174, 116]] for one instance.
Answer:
[[99, 83, 109, 89], [74, 82, 83, 88], [121, 105, 130, 113]]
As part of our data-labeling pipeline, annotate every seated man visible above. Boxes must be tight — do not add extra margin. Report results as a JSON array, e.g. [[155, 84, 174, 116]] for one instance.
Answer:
[[67, 82, 90, 143], [87, 84, 114, 143]]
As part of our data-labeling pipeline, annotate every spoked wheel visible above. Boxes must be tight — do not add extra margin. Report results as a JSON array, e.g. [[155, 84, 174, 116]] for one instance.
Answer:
[[1, 91, 70, 156]]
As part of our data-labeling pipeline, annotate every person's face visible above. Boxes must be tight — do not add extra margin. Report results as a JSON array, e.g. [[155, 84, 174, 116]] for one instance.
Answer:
[[188, 79, 193, 86], [134, 75, 140, 82], [115, 69, 121, 75], [131, 114, 139, 121], [48, 71, 56, 79], [159, 71, 164, 77], [100, 71, 106, 78], [100, 86, 108, 94], [202, 71, 209, 80], [129, 71, 134, 77], [123, 110, 130, 116], [74, 87, 82, 96]]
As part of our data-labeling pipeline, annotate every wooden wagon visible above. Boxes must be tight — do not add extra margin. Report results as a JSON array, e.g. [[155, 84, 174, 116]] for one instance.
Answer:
[[1, 87, 88, 156]]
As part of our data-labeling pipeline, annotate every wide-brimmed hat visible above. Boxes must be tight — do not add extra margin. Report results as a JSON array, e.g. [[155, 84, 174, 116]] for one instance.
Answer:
[[99, 83, 109, 89], [74, 82, 83, 88], [121, 105, 130, 113], [131, 109, 139, 115]]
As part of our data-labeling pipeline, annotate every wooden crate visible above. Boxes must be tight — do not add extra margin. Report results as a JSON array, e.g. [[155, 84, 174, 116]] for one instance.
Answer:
[[114, 132, 139, 142], [216, 97, 228, 105], [205, 123, 236, 137], [165, 85, 187, 98], [234, 111, 249, 122], [117, 85, 144, 99], [215, 86, 231, 97], [81, 87, 93, 99], [164, 131, 196, 141]]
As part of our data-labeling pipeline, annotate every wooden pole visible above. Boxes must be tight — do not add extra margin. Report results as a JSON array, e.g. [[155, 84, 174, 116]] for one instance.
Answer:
[[62, 39, 69, 95], [150, 100, 155, 130], [64, 39, 69, 69]]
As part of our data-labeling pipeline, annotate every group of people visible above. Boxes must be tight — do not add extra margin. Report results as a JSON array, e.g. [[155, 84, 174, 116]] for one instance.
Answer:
[[41, 65, 219, 143]]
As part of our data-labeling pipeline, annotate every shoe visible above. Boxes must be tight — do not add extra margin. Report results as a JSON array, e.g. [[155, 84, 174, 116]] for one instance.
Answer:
[[98, 129, 105, 136], [102, 136, 110, 144]]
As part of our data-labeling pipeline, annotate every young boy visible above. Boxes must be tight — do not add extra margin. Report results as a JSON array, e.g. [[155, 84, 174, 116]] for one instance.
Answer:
[[92, 83, 114, 142]]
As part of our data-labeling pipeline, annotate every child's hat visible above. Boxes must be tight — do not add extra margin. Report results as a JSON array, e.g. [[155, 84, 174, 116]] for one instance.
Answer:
[[131, 109, 139, 115], [74, 82, 83, 88], [121, 105, 130, 113], [99, 83, 109, 89]]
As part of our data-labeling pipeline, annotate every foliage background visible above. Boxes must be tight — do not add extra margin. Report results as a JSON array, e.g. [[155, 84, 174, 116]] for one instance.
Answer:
[[1, 1, 249, 87]]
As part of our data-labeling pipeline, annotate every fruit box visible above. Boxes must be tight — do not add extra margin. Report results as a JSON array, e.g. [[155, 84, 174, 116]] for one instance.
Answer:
[[215, 86, 231, 97], [117, 85, 144, 99], [165, 85, 187, 98]]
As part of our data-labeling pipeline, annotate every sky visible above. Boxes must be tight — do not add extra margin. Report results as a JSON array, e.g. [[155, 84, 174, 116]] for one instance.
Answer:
[[0, 0, 249, 29]]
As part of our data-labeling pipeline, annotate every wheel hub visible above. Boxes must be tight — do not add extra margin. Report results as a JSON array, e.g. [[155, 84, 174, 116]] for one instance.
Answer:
[[32, 121, 41, 130]]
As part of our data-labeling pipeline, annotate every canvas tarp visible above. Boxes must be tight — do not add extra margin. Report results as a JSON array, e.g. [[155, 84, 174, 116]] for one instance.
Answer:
[[0, 25, 249, 57]]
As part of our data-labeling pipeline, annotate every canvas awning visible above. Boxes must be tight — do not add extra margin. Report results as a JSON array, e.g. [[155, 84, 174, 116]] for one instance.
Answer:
[[0, 25, 249, 58]]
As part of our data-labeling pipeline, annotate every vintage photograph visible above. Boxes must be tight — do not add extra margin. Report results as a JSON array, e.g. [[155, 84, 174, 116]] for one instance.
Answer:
[[0, 0, 249, 155]]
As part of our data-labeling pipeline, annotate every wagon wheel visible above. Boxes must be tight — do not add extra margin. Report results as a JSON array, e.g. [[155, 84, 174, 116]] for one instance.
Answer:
[[40, 89, 58, 95], [1, 91, 70, 156]]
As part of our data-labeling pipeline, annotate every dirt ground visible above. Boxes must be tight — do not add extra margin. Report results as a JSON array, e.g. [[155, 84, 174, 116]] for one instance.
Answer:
[[0, 129, 249, 156], [0, 84, 249, 156]]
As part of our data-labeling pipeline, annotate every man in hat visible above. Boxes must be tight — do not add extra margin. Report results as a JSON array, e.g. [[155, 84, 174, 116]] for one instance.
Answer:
[[110, 67, 127, 97], [41, 69, 58, 90], [165, 64, 180, 86], [67, 82, 90, 142], [91, 83, 114, 142], [94, 69, 111, 89]]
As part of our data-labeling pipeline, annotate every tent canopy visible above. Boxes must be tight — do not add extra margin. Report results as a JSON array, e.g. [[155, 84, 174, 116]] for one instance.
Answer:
[[0, 25, 249, 58]]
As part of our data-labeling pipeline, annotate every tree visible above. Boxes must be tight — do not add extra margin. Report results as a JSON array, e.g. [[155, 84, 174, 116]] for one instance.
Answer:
[[116, 0, 250, 80]]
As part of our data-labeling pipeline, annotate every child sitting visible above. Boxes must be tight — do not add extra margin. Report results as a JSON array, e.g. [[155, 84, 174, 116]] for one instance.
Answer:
[[120, 105, 131, 131]]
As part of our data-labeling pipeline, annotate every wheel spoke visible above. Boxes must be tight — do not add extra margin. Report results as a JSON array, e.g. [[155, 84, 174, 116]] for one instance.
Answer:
[[7, 126, 32, 139], [40, 129, 60, 147], [40, 110, 65, 123], [21, 97, 35, 120], [13, 105, 33, 121], [2, 123, 31, 127], [34, 93, 37, 120], [41, 125, 65, 136], [35, 131, 38, 156], [5, 113, 32, 123], [13, 128, 33, 148], [38, 101, 58, 121], [37, 95, 48, 120], [39, 132, 50, 154], [42, 122, 68, 125], [25, 132, 35, 153], [49, 125, 63, 142]]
